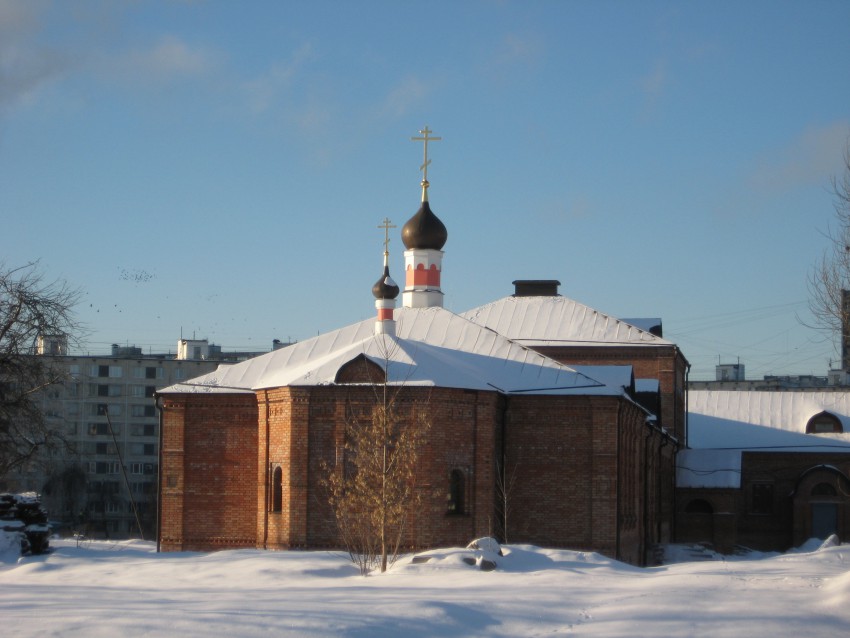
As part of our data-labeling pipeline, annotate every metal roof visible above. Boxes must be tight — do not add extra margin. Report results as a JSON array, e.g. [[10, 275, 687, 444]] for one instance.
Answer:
[[159, 306, 633, 398], [459, 295, 672, 347]]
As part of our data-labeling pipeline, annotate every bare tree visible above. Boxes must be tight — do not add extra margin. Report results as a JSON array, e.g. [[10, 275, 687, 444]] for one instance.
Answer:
[[495, 456, 519, 544], [807, 141, 850, 350], [322, 341, 430, 575], [0, 262, 80, 477]]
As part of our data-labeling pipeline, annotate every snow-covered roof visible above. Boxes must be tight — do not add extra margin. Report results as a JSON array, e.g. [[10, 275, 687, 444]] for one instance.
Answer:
[[679, 390, 850, 488], [159, 307, 633, 398], [459, 295, 673, 347], [689, 390, 850, 437]]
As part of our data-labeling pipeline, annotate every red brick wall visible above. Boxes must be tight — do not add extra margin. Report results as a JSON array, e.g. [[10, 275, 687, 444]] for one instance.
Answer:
[[258, 387, 311, 548], [159, 397, 185, 551], [504, 396, 615, 555], [288, 386, 495, 550], [160, 393, 258, 551], [161, 384, 666, 565]]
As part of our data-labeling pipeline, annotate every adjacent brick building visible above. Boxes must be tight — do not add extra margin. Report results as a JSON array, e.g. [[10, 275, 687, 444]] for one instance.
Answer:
[[677, 390, 850, 551]]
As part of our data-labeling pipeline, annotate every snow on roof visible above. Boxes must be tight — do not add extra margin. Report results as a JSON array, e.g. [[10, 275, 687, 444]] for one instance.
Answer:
[[159, 307, 632, 398], [459, 295, 672, 347], [688, 413, 850, 451], [689, 390, 850, 436]]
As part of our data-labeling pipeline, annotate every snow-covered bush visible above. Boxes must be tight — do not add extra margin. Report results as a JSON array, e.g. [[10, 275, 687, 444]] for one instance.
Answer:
[[0, 492, 51, 555]]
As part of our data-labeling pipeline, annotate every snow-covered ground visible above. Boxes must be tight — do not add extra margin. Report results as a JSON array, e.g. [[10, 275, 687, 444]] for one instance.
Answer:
[[1, 534, 848, 637]]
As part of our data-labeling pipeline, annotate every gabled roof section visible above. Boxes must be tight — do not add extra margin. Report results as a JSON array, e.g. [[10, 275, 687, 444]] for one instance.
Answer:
[[159, 306, 632, 398], [459, 295, 672, 347]]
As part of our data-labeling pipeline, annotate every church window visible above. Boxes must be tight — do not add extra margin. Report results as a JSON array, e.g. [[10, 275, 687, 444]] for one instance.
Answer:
[[447, 469, 465, 515], [750, 483, 774, 515], [334, 353, 386, 384], [272, 466, 283, 512], [806, 411, 843, 434]]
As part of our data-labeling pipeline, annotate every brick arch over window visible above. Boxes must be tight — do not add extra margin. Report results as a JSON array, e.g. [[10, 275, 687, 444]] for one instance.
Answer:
[[791, 464, 850, 497], [806, 411, 843, 434], [334, 353, 386, 384]]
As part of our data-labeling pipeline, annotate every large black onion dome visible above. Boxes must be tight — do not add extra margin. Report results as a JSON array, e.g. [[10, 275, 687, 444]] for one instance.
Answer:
[[401, 200, 447, 250], [372, 265, 400, 300]]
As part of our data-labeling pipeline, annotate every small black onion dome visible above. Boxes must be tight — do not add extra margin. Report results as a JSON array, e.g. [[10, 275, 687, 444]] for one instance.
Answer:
[[372, 265, 400, 299], [401, 200, 448, 250]]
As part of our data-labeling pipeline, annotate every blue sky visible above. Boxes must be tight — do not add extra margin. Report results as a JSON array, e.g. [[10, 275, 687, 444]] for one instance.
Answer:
[[2, 0, 849, 380]]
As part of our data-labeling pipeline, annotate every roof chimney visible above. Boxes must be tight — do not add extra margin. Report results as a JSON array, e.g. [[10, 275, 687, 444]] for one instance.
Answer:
[[512, 279, 561, 297]]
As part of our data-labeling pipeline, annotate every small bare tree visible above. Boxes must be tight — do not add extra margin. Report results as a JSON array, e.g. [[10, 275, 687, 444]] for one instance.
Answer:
[[807, 139, 850, 356], [0, 262, 80, 478], [495, 456, 519, 544], [323, 341, 430, 575]]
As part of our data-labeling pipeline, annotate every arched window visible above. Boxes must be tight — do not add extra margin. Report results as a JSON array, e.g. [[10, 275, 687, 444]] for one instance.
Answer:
[[811, 482, 837, 497], [272, 466, 282, 512], [447, 469, 465, 515], [806, 411, 843, 434], [334, 354, 386, 384]]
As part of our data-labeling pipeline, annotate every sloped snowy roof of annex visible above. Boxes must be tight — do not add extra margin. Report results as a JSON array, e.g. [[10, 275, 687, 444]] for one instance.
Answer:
[[159, 306, 634, 398], [678, 390, 850, 489], [689, 389, 850, 436], [459, 295, 673, 348]]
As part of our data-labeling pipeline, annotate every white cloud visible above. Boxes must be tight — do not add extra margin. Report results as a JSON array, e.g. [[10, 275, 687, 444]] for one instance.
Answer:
[[477, 31, 544, 87], [103, 35, 217, 86], [0, 43, 71, 108], [242, 44, 313, 114], [641, 59, 667, 99], [749, 121, 850, 193], [0, 0, 71, 109], [496, 32, 544, 69], [536, 194, 595, 224], [0, 0, 45, 35], [381, 75, 433, 118]]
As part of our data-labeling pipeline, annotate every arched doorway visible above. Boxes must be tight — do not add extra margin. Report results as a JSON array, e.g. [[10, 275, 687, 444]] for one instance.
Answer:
[[791, 466, 849, 545], [810, 482, 838, 540], [682, 498, 714, 544]]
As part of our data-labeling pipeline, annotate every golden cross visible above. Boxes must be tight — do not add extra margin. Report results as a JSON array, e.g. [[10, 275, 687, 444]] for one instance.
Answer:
[[411, 126, 441, 183], [378, 217, 396, 255]]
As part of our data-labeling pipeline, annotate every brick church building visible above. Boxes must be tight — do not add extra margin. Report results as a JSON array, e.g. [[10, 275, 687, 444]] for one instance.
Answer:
[[157, 130, 687, 565]]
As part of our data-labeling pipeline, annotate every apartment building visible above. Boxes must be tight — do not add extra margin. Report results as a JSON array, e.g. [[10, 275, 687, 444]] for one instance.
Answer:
[[3, 339, 274, 539]]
